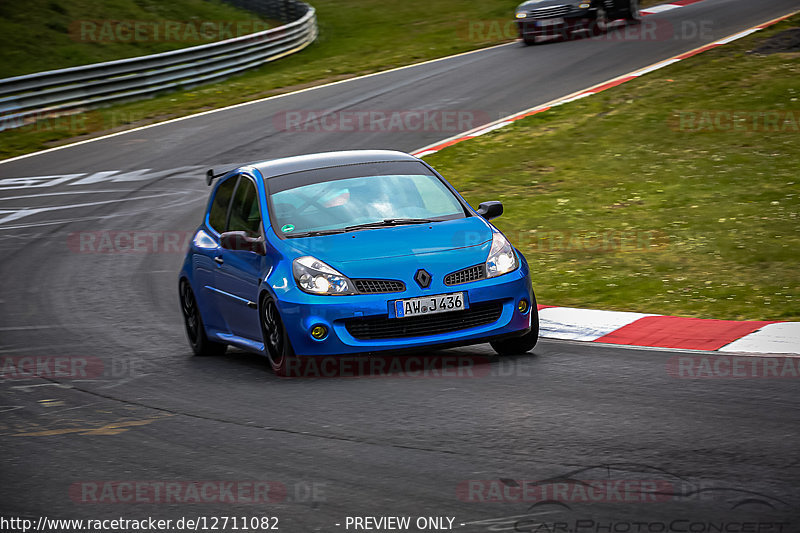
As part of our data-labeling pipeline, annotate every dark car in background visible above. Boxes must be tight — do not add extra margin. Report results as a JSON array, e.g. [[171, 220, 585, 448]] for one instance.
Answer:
[[516, 0, 641, 44]]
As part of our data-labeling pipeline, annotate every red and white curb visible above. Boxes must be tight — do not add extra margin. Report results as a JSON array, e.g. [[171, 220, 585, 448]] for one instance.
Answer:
[[640, 0, 707, 16], [411, 9, 799, 158], [410, 7, 800, 356], [536, 305, 800, 355]]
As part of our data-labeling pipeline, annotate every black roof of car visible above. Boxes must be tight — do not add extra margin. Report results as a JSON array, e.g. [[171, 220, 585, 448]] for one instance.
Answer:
[[250, 150, 419, 179]]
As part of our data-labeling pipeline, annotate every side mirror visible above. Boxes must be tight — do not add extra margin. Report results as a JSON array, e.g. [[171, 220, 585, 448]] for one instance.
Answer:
[[476, 201, 503, 220], [220, 231, 266, 255], [206, 169, 215, 186]]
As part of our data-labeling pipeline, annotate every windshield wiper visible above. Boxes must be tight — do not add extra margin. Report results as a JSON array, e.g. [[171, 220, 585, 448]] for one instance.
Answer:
[[343, 218, 437, 232], [286, 219, 438, 238], [285, 228, 348, 238]]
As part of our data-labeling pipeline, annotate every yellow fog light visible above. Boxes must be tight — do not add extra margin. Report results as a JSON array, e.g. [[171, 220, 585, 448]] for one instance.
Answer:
[[518, 299, 529, 314], [311, 325, 328, 340]]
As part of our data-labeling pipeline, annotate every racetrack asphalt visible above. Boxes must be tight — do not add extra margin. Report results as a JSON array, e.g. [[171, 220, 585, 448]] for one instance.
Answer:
[[1, 0, 799, 529]]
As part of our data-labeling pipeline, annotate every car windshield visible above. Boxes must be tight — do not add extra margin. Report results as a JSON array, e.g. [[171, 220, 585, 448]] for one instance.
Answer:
[[267, 163, 466, 237]]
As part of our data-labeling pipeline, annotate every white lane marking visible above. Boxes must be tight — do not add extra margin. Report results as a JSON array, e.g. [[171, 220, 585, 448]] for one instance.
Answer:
[[640, 4, 681, 14], [0, 193, 206, 230], [69, 170, 120, 185], [0, 174, 85, 190], [0, 209, 39, 225], [0, 189, 171, 201], [539, 307, 656, 342], [0, 43, 515, 166], [0, 165, 205, 192], [0, 192, 188, 226], [551, 92, 593, 106], [0, 406, 25, 413], [715, 28, 760, 44], [720, 323, 800, 355], [631, 58, 681, 77], [470, 122, 513, 137]]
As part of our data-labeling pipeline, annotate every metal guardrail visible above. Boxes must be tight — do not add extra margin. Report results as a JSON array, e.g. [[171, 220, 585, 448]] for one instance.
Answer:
[[0, 0, 317, 130]]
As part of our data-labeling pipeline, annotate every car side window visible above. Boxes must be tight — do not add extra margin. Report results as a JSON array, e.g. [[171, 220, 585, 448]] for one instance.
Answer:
[[208, 176, 238, 233], [228, 177, 263, 237]]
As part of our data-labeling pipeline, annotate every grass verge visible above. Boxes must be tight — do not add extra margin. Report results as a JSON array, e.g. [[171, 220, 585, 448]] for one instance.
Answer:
[[0, 0, 660, 159], [424, 16, 800, 321], [0, 0, 276, 77]]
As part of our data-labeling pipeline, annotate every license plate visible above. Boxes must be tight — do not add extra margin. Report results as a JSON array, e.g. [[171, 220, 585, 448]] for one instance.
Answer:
[[394, 292, 465, 319], [536, 17, 564, 27]]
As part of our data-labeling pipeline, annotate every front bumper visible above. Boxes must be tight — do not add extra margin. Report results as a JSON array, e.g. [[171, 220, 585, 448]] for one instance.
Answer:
[[517, 11, 596, 38], [275, 265, 534, 357]]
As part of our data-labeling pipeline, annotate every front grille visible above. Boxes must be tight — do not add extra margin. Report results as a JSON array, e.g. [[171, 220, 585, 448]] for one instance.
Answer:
[[444, 264, 486, 286], [353, 279, 406, 294], [345, 302, 504, 340], [528, 5, 571, 19]]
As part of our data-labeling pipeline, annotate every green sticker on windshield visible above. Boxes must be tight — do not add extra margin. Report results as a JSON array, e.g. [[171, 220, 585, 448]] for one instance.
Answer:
[[281, 224, 295, 233]]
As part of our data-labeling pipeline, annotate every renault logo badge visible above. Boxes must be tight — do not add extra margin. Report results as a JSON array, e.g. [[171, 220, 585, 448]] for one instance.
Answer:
[[414, 269, 432, 289]]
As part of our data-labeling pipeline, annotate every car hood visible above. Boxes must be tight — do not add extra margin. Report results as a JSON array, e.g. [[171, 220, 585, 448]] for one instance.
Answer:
[[518, 0, 572, 10], [283, 216, 493, 264]]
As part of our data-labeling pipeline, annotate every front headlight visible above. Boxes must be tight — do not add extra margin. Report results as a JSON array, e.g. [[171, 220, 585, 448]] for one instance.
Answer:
[[293, 256, 356, 295], [486, 233, 519, 278], [516, 12, 527, 18]]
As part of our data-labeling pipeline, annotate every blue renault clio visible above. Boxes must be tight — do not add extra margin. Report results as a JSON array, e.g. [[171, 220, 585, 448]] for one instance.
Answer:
[[179, 150, 538, 374]]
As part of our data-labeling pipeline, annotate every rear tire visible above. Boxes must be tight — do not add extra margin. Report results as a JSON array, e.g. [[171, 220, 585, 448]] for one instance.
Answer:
[[260, 294, 297, 376], [490, 301, 539, 355], [180, 279, 227, 357]]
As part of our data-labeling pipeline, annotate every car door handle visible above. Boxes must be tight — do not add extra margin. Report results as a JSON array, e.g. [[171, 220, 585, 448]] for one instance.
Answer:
[[214, 256, 224, 265]]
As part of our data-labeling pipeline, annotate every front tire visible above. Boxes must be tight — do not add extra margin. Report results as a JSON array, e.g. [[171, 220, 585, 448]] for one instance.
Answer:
[[490, 302, 539, 355], [623, 0, 641, 24], [593, 6, 610, 35], [260, 294, 297, 376], [180, 279, 227, 357]]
